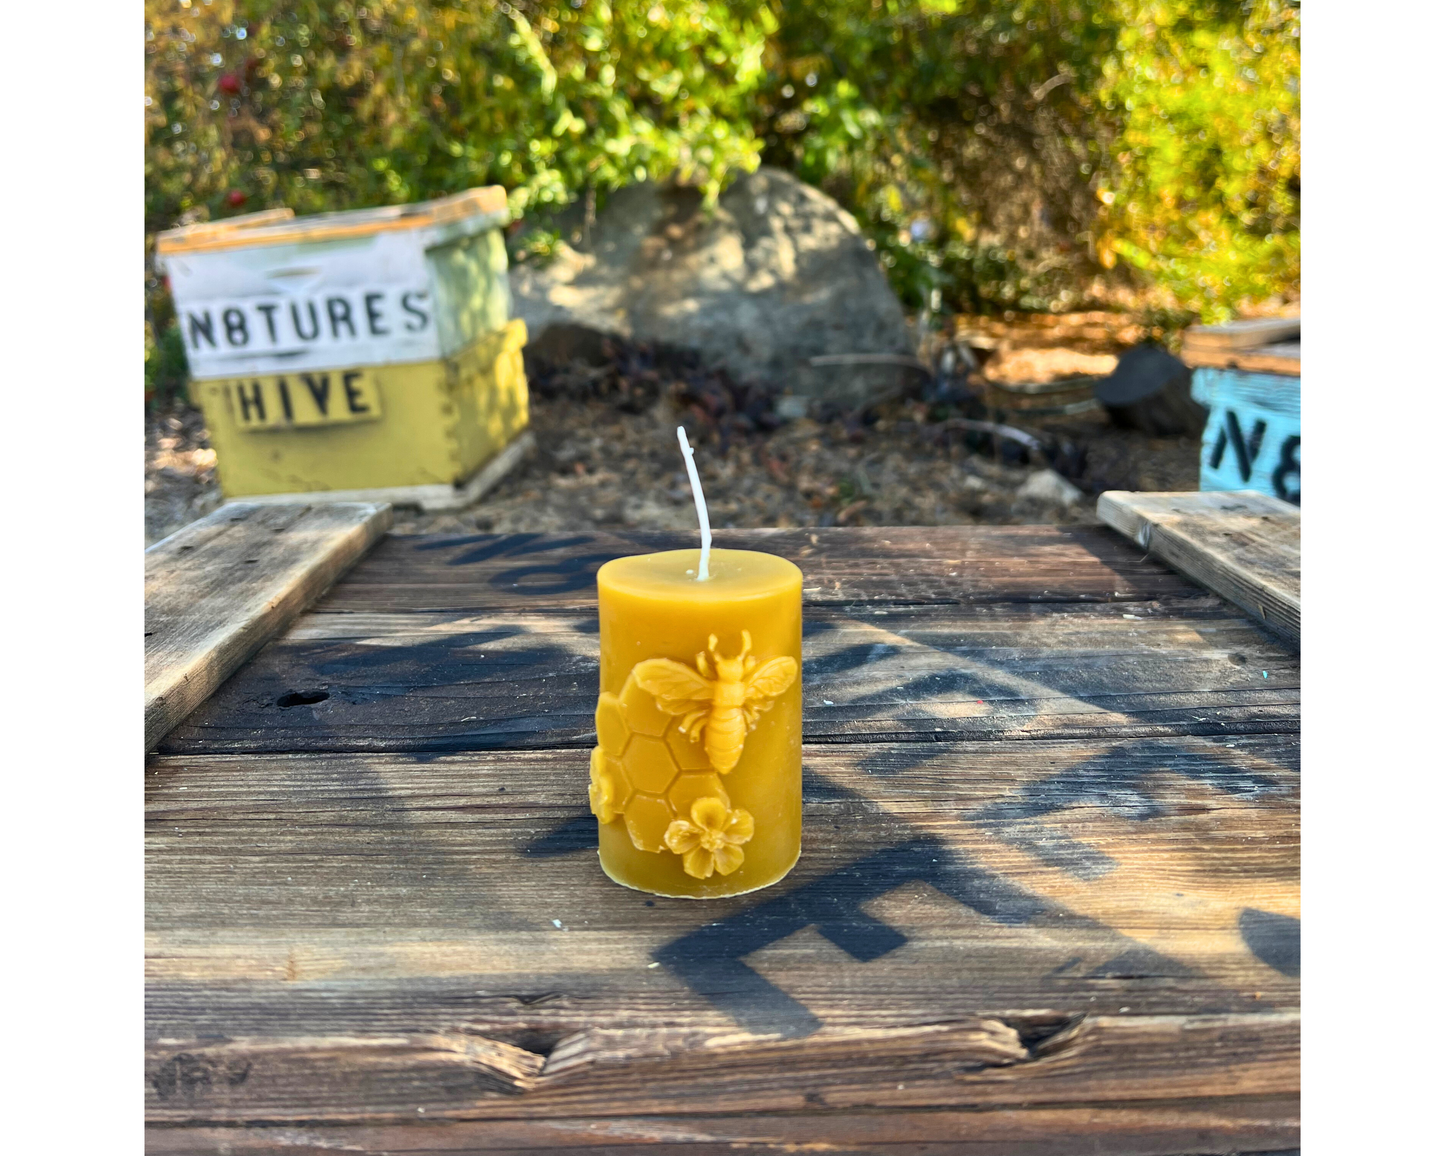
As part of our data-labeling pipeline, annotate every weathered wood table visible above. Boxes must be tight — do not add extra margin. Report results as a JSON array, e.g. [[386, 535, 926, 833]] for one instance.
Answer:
[[146, 523, 1300, 1154]]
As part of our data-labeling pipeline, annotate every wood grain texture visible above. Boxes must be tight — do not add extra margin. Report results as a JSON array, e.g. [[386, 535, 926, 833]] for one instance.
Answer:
[[158, 599, 1298, 755], [1181, 316, 1300, 375], [156, 185, 508, 256], [146, 502, 393, 750], [1181, 317, 1299, 351], [144, 1014, 1298, 1124], [146, 526, 1298, 1147], [1178, 343, 1300, 376], [1096, 492, 1299, 645], [147, 737, 1298, 1124], [318, 526, 1204, 613], [147, 1096, 1300, 1154]]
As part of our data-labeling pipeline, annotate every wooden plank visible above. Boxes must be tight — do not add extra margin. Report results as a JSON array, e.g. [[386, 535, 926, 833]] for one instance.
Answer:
[[1181, 318, 1299, 351], [146, 737, 1298, 1124], [145, 502, 393, 751], [319, 526, 1205, 613], [156, 599, 1298, 755], [144, 522, 1297, 1141], [155, 185, 509, 255], [148, 1096, 1301, 1154], [144, 1015, 1298, 1125], [1097, 492, 1299, 645], [1180, 344, 1299, 376]]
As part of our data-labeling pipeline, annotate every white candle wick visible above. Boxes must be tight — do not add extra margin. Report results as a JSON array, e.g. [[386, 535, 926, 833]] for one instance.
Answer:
[[676, 426, 711, 581]]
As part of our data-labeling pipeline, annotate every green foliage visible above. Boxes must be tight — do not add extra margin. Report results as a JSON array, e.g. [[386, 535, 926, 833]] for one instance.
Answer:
[[145, 0, 771, 234], [146, 320, 191, 407], [757, 0, 1299, 319], [144, 0, 1299, 338], [757, 0, 1120, 313], [1096, 0, 1300, 322], [508, 224, 566, 266]]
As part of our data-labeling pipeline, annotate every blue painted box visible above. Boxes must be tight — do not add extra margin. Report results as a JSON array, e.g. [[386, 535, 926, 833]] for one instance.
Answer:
[[1191, 367, 1300, 504]]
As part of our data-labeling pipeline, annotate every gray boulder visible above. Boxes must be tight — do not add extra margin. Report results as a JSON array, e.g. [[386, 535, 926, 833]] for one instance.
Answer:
[[509, 167, 914, 407]]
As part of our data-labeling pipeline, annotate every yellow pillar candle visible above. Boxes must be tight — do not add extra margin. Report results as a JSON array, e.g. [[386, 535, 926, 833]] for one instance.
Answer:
[[590, 547, 803, 898]]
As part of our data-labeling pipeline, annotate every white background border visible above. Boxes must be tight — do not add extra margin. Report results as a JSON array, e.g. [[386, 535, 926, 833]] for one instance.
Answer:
[[4, 2, 138, 1150]]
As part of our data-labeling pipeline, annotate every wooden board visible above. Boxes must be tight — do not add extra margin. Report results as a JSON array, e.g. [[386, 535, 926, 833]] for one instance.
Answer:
[[145, 502, 393, 751], [1180, 343, 1300, 376], [146, 527, 1298, 1152], [155, 185, 508, 255], [1181, 317, 1299, 351], [150, 1102, 1301, 1156], [146, 738, 1298, 1121], [1096, 492, 1300, 646], [314, 525, 1206, 613], [158, 599, 1297, 755], [158, 526, 1294, 756]]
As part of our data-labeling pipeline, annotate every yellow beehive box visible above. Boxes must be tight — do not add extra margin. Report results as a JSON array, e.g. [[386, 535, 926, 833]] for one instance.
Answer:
[[155, 187, 531, 508]]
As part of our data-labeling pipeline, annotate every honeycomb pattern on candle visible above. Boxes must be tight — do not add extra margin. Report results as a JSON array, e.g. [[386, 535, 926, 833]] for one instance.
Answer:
[[590, 671, 730, 854]]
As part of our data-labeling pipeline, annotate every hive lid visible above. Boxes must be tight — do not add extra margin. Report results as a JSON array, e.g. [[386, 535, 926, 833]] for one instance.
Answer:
[[155, 186, 509, 257], [1181, 316, 1300, 376]]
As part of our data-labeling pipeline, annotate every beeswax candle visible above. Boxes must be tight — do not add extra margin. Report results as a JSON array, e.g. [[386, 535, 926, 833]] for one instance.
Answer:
[[591, 548, 803, 898]]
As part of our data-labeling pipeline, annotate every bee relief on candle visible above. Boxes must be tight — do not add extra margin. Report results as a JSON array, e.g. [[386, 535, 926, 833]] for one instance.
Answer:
[[588, 631, 797, 879], [633, 632, 798, 775]]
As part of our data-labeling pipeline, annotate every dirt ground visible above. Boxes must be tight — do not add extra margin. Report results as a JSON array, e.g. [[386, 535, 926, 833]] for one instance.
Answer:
[[144, 314, 1200, 546], [145, 405, 222, 545]]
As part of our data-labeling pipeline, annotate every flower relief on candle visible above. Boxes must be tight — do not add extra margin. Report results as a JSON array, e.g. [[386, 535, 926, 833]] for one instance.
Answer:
[[588, 429, 800, 883]]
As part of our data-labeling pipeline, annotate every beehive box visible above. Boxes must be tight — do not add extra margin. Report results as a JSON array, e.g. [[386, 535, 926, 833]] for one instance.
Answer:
[[1182, 318, 1300, 504], [155, 188, 530, 508]]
